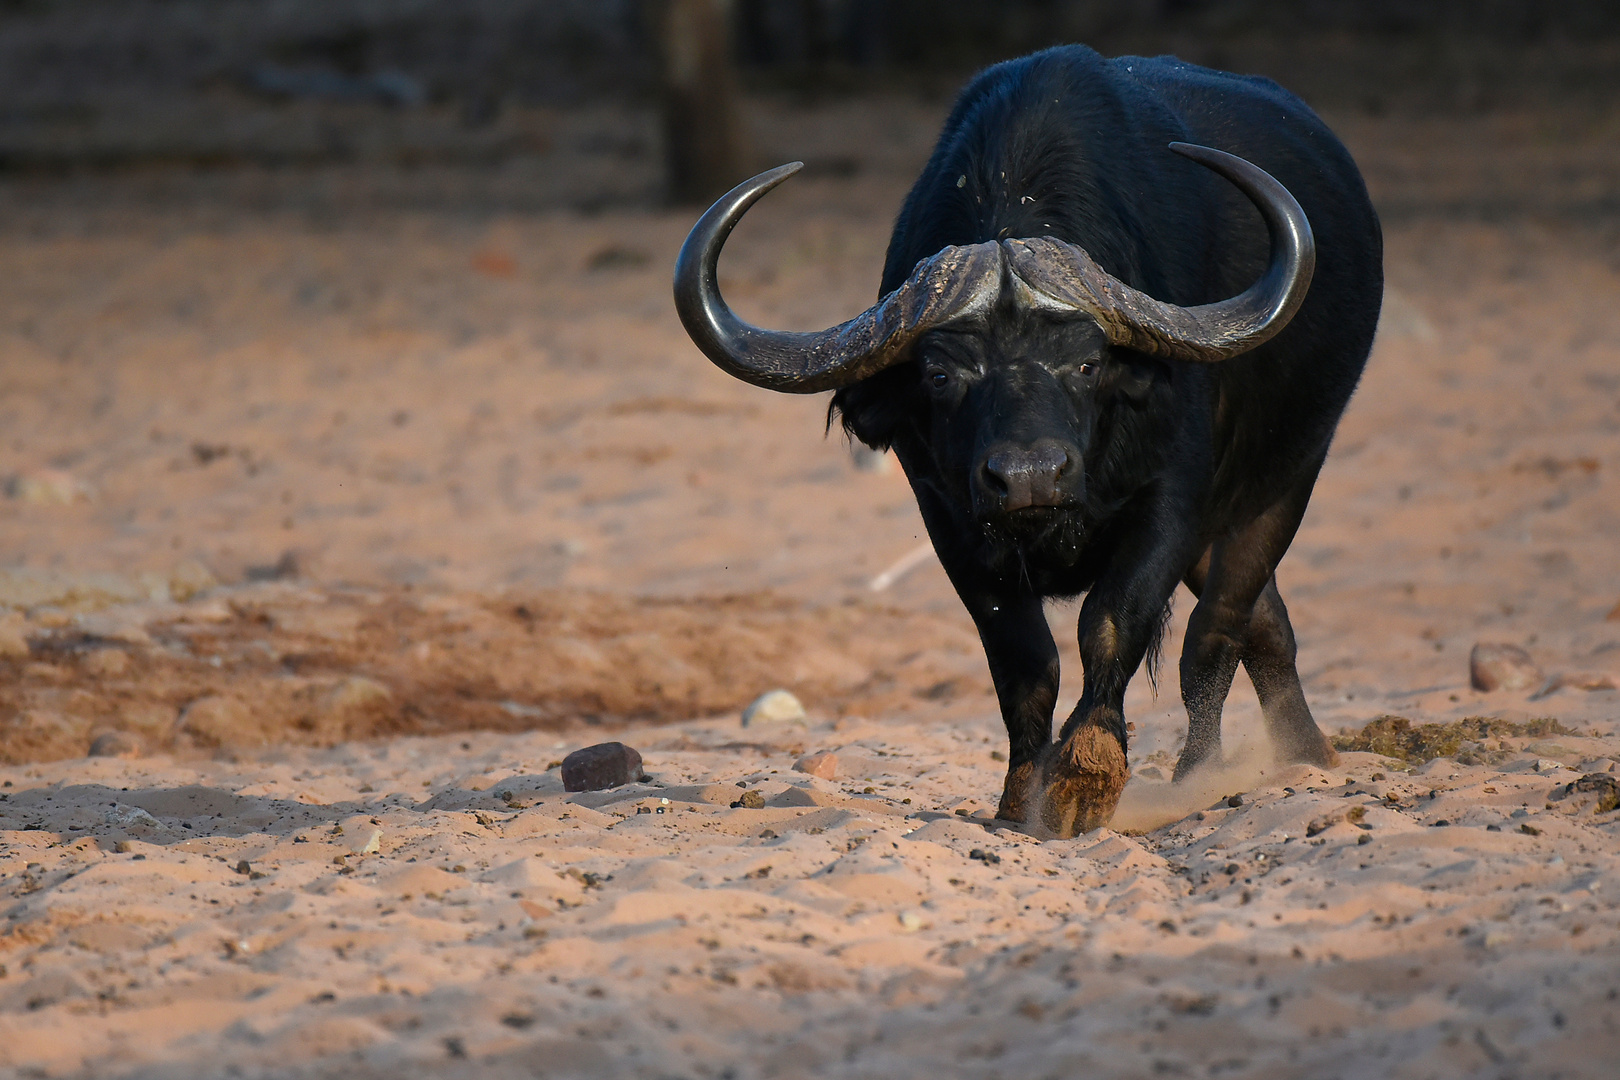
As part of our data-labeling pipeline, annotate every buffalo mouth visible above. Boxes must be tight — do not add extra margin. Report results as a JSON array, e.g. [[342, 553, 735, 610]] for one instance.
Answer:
[[979, 504, 1087, 565]]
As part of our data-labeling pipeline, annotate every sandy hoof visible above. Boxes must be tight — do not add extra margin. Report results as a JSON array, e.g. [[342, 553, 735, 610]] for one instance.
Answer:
[[1282, 734, 1341, 769], [1029, 726, 1129, 838], [996, 760, 1038, 823]]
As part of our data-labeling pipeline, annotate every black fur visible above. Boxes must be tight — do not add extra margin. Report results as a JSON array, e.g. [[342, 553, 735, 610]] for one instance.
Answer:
[[833, 45, 1382, 789]]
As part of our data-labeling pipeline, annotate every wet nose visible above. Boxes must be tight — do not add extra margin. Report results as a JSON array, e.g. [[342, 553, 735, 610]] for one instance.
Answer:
[[978, 441, 1077, 513]]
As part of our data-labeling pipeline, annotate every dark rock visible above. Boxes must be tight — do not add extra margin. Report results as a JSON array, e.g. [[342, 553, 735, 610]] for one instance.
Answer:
[[1469, 643, 1541, 692], [730, 789, 765, 809], [87, 730, 144, 758], [560, 742, 645, 792]]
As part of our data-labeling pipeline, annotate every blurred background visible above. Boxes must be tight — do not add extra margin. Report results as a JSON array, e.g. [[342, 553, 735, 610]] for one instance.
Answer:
[[1, 0, 1617, 210]]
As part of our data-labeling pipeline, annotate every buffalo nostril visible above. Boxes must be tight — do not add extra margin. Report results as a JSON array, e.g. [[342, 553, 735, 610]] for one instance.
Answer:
[[981, 457, 1013, 497], [983, 450, 1040, 511]]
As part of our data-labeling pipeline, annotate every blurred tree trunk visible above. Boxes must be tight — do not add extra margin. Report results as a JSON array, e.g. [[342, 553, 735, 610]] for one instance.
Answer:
[[648, 0, 752, 205]]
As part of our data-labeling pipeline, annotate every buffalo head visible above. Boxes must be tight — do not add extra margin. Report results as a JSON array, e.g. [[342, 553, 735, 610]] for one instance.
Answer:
[[672, 143, 1314, 562]]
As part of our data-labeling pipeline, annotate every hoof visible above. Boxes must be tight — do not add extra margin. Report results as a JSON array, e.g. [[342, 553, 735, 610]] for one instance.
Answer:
[[996, 760, 1037, 823], [1304, 743, 1342, 769], [1171, 747, 1220, 783], [1275, 727, 1340, 770], [1030, 726, 1128, 838]]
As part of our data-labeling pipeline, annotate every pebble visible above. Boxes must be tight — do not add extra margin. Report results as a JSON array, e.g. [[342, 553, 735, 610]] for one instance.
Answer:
[[794, 751, 838, 780], [897, 910, 924, 932], [87, 730, 144, 759], [337, 814, 383, 854], [320, 676, 394, 735], [168, 559, 218, 602], [177, 695, 254, 747], [1469, 643, 1542, 692], [731, 790, 766, 809], [561, 742, 645, 792], [6, 468, 94, 505], [741, 689, 806, 727]]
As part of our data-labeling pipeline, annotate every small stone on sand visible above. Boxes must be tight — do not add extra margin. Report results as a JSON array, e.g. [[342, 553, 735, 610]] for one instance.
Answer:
[[561, 742, 645, 792], [1469, 642, 1541, 692], [338, 814, 384, 854], [177, 694, 254, 748], [741, 689, 805, 727], [87, 730, 144, 758], [794, 751, 838, 779]]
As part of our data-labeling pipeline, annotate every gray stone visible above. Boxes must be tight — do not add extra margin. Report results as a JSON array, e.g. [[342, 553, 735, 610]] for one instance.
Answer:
[[1470, 643, 1541, 692], [177, 694, 253, 748], [87, 730, 144, 758], [741, 689, 805, 727], [561, 742, 645, 792]]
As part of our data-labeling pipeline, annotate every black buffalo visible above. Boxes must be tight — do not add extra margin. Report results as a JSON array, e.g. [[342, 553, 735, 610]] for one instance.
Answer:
[[673, 45, 1382, 836]]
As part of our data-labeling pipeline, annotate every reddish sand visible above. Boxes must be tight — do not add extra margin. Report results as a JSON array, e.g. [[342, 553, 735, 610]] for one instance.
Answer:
[[0, 94, 1617, 1076]]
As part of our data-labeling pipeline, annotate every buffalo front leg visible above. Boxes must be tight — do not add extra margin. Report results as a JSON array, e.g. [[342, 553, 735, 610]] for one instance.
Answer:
[[967, 596, 1061, 823], [1031, 553, 1185, 837], [911, 484, 1060, 825]]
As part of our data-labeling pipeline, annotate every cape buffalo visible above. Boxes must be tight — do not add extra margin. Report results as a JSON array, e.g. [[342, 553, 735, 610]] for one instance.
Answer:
[[672, 45, 1383, 836]]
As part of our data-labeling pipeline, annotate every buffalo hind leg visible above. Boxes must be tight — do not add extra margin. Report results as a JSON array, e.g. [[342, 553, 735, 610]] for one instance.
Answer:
[[1243, 577, 1337, 768], [1176, 472, 1337, 780]]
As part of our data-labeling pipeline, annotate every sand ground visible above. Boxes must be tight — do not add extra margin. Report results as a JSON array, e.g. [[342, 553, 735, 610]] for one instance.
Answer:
[[0, 91, 1618, 1077]]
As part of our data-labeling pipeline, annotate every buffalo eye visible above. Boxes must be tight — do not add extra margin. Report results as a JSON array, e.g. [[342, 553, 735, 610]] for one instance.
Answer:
[[1077, 362, 1096, 377], [927, 369, 950, 390]]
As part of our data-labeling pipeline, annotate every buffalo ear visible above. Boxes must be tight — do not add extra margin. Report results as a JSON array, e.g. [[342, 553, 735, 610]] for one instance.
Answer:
[[829, 367, 918, 451], [1107, 356, 1160, 404]]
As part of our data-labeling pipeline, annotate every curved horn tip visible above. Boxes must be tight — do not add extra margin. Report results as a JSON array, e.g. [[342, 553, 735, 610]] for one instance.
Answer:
[[1166, 141, 1230, 167], [697, 162, 806, 224], [742, 161, 804, 194]]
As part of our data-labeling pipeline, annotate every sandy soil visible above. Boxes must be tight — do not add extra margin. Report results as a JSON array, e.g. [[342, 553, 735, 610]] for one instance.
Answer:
[[0, 91, 1618, 1076], [0, 719, 1616, 1079]]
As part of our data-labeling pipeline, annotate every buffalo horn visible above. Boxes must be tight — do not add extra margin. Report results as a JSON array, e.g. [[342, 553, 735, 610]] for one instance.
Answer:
[[672, 162, 1005, 393], [1005, 143, 1316, 363]]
